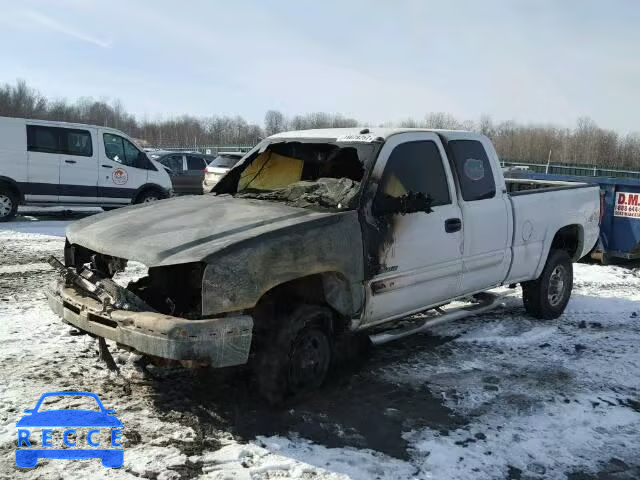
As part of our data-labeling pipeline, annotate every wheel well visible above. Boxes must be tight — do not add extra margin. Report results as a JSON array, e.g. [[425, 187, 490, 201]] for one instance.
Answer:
[[0, 178, 22, 204], [550, 224, 583, 261], [252, 273, 353, 334]]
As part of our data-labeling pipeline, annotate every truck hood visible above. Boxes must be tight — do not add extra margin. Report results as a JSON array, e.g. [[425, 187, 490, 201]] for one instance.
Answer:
[[66, 195, 334, 267]]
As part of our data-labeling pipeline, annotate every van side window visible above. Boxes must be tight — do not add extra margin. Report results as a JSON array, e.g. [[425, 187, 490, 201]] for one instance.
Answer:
[[104, 133, 140, 167], [448, 140, 496, 201], [375, 140, 451, 210], [63, 129, 92, 157], [27, 126, 59, 154]]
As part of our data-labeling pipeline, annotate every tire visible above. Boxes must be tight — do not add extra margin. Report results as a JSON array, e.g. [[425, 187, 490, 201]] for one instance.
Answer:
[[0, 187, 18, 222], [135, 189, 163, 204], [252, 304, 333, 404], [522, 249, 573, 319]]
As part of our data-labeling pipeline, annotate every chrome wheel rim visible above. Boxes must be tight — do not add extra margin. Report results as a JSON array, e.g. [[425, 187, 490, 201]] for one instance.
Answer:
[[0, 194, 13, 217], [548, 265, 567, 307], [143, 196, 158, 203]]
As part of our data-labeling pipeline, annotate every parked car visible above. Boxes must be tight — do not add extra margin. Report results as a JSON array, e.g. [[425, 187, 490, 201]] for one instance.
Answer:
[[202, 152, 245, 192], [47, 128, 600, 402], [0, 116, 172, 221], [151, 151, 211, 195]]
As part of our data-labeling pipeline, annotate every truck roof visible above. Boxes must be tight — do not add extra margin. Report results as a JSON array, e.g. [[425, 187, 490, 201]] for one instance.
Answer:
[[269, 127, 479, 142]]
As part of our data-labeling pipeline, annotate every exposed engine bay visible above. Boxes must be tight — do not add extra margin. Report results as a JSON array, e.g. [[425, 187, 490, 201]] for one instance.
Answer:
[[61, 242, 204, 318]]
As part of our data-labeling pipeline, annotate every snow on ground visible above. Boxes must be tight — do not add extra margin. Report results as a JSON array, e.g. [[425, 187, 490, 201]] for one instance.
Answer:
[[0, 216, 639, 479]]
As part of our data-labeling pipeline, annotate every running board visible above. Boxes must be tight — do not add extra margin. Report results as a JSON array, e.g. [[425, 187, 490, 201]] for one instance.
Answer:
[[369, 292, 505, 345]]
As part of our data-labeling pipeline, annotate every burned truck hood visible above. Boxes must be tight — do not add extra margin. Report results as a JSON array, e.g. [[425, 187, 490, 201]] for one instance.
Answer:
[[66, 195, 336, 267]]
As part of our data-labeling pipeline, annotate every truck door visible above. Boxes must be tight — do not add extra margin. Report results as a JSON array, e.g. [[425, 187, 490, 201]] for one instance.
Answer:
[[58, 127, 98, 203], [363, 132, 463, 324], [446, 137, 511, 293], [98, 131, 148, 205]]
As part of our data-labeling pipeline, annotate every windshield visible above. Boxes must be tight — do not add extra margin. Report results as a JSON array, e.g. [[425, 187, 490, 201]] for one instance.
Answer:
[[209, 154, 243, 168], [220, 140, 377, 210]]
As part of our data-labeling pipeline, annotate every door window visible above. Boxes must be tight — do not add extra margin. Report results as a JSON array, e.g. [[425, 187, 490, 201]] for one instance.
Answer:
[[103, 133, 141, 167], [161, 155, 184, 172], [375, 140, 451, 208], [63, 129, 92, 156], [448, 140, 496, 201], [186, 155, 206, 171]]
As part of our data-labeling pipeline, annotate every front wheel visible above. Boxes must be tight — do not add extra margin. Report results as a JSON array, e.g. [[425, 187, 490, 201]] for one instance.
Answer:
[[522, 249, 573, 319], [135, 190, 163, 204], [0, 188, 18, 222], [252, 304, 333, 404]]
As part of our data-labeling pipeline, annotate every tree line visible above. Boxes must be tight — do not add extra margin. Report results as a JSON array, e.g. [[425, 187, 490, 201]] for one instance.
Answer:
[[1, 80, 639, 170]]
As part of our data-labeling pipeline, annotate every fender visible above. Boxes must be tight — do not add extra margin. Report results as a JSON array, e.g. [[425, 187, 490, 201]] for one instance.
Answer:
[[0, 176, 24, 202]]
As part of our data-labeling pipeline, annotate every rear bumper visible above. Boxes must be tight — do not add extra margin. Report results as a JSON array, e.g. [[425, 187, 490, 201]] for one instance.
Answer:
[[46, 281, 253, 368]]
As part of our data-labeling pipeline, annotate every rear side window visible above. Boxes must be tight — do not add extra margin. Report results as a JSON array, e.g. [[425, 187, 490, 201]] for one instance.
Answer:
[[186, 155, 206, 170], [27, 126, 59, 153], [376, 140, 451, 207], [448, 140, 496, 201], [27, 125, 93, 156]]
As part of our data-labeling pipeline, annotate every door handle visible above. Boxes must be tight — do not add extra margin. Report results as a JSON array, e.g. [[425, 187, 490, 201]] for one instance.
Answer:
[[101, 164, 113, 168], [445, 218, 462, 233], [65, 159, 77, 164]]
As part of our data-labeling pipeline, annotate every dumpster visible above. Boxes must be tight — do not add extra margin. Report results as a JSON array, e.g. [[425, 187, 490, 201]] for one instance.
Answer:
[[504, 171, 640, 263]]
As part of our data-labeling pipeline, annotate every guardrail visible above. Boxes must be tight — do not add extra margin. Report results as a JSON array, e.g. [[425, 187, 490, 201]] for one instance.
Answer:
[[501, 161, 640, 180]]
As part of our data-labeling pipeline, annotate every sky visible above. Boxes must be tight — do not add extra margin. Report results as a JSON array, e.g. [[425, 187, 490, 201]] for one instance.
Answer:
[[0, 0, 639, 132]]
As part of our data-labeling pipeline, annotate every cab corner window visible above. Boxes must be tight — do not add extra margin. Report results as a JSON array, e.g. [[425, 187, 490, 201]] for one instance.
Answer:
[[448, 140, 496, 201], [375, 140, 451, 213]]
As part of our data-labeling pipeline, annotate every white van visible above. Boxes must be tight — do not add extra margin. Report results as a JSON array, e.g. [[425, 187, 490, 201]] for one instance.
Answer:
[[0, 116, 173, 221]]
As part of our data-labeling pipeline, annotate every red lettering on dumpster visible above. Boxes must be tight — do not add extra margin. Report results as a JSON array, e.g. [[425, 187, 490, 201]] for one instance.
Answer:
[[614, 192, 640, 218]]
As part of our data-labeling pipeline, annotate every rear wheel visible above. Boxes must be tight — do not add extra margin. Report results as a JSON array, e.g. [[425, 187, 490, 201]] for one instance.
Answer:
[[522, 249, 573, 319], [0, 188, 18, 222], [252, 304, 333, 404]]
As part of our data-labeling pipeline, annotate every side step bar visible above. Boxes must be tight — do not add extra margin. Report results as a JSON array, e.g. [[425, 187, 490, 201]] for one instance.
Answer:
[[369, 292, 505, 345]]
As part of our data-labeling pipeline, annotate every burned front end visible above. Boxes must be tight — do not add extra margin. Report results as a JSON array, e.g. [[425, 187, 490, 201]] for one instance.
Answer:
[[46, 242, 253, 368]]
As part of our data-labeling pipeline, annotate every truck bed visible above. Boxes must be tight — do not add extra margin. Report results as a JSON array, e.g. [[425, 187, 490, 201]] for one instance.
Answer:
[[504, 178, 600, 285]]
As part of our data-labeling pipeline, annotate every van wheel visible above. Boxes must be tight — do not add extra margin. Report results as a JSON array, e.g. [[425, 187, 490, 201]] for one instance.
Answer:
[[0, 188, 18, 222], [135, 189, 162, 204], [252, 304, 333, 404], [522, 249, 573, 319]]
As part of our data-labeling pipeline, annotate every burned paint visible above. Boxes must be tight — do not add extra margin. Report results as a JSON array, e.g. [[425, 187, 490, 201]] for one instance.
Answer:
[[201, 212, 365, 317]]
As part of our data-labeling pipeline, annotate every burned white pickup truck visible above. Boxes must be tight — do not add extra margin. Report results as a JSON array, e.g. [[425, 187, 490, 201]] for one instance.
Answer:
[[47, 128, 600, 401]]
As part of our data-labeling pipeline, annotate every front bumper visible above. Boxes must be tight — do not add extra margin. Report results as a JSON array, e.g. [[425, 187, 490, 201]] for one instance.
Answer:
[[47, 281, 253, 368]]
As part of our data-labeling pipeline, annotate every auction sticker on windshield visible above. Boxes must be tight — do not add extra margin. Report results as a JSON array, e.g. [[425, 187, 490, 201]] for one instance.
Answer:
[[15, 391, 124, 469], [614, 191, 640, 218]]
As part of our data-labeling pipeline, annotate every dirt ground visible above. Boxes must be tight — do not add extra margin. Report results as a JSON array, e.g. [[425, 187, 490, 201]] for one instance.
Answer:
[[0, 211, 639, 479]]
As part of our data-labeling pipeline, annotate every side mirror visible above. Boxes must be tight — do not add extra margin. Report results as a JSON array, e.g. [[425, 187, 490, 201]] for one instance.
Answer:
[[374, 191, 433, 216]]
